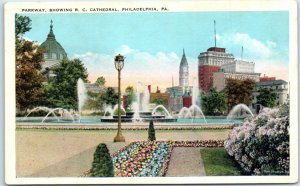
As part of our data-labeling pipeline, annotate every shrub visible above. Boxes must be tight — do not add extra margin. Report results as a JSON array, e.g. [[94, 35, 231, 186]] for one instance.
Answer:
[[91, 143, 114, 177], [148, 120, 156, 141], [224, 105, 289, 175]]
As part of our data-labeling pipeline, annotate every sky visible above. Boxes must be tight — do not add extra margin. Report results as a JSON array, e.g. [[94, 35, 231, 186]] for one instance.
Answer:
[[22, 11, 289, 92]]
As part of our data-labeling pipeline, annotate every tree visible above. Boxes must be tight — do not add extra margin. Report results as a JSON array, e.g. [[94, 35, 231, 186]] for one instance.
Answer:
[[256, 87, 277, 108], [148, 120, 156, 141], [95, 76, 106, 86], [153, 97, 167, 106], [15, 14, 32, 37], [15, 14, 44, 111], [224, 78, 255, 111], [201, 88, 227, 115], [100, 87, 118, 106], [124, 86, 134, 111], [44, 58, 88, 109], [83, 91, 103, 111], [91, 143, 114, 177]]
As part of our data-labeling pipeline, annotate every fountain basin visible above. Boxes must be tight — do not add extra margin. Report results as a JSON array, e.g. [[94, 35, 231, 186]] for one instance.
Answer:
[[101, 112, 177, 122]]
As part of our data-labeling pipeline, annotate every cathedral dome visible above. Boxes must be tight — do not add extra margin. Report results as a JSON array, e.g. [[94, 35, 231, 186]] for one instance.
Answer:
[[40, 20, 67, 61]]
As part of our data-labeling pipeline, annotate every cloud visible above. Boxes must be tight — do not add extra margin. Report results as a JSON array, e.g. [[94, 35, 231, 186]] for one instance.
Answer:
[[73, 45, 198, 91], [218, 32, 288, 81], [115, 45, 137, 55], [219, 32, 274, 59]]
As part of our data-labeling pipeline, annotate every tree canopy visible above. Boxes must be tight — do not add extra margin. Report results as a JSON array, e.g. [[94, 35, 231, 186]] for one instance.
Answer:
[[15, 14, 32, 37], [15, 14, 44, 111], [256, 87, 277, 108], [124, 86, 134, 111], [201, 88, 227, 115], [100, 87, 118, 107], [224, 78, 255, 110], [44, 58, 88, 109], [95, 76, 106, 87]]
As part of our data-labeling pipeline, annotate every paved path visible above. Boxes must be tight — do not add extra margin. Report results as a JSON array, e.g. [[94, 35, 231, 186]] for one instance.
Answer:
[[166, 147, 206, 176], [16, 130, 228, 176]]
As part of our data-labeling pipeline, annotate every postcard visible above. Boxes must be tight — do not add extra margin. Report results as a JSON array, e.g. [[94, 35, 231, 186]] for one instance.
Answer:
[[4, 0, 298, 184]]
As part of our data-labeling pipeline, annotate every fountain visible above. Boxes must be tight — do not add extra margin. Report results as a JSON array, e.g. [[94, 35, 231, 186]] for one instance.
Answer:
[[22, 106, 58, 121], [178, 77, 207, 124], [112, 104, 126, 116], [141, 86, 150, 112], [152, 105, 172, 118], [178, 105, 207, 124], [77, 78, 87, 114], [41, 108, 75, 123], [101, 82, 176, 123], [103, 106, 113, 119], [227, 103, 254, 119], [192, 77, 200, 106]]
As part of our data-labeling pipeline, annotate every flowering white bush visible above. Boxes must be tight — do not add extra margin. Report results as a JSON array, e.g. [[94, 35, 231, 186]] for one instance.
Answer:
[[224, 105, 289, 175]]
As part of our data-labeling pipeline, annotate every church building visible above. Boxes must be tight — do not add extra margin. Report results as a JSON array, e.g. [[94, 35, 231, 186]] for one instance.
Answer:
[[40, 20, 67, 82]]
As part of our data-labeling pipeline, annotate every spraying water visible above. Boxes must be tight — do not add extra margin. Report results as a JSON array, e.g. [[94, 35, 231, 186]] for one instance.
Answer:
[[192, 77, 200, 106], [152, 105, 172, 118], [227, 103, 254, 119], [77, 78, 87, 113], [141, 86, 150, 112]]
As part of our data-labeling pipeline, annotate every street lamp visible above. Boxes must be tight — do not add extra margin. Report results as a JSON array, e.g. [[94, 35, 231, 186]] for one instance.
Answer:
[[113, 54, 125, 142]]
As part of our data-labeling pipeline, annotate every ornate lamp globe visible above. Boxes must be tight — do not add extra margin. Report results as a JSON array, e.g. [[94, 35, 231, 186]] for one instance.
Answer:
[[114, 54, 124, 71]]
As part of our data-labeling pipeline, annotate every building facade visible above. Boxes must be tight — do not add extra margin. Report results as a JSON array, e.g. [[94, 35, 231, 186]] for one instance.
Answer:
[[252, 80, 289, 112], [220, 60, 255, 73], [213, 71, 261, 91], [198, 47, 235, 92]]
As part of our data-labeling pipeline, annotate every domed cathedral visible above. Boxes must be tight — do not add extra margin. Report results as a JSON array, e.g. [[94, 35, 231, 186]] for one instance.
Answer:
[[179, 49, 189, 87], [40, 20, 67, 82]]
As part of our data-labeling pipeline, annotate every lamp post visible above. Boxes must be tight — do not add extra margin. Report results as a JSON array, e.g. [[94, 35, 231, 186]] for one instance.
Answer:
[[113, 54, 125, 142]]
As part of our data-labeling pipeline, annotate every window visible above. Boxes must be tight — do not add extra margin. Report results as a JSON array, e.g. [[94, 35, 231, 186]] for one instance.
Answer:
[[44, 53, 48, 59], [52, 53, 57, 59]]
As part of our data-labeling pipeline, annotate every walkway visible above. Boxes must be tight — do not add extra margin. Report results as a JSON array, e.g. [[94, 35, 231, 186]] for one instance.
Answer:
[[166, 147, 206, 176]]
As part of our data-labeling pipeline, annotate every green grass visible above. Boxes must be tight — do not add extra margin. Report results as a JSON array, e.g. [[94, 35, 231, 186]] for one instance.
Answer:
[[201, 148, 242, 176]]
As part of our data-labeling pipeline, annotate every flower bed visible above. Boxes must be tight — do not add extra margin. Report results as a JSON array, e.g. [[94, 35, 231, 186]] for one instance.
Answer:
[[111, 140, 224, 177], [112, 141, 172, 177]]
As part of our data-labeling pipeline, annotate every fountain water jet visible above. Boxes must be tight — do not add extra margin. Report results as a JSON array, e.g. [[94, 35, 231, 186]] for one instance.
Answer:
[[41, 108, 75, 123], [178, 105, 207, 124], [22, 106, 59, 121], [112, 104, 126, 116], [103, 106, 113, 119], [227, 103, 254, 119], [141, 86, 150, 112], [77, 78, 87, 113], [152, 105, 172, 118]]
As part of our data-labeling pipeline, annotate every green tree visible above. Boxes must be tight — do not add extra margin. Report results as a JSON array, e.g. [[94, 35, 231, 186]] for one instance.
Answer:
[[124, 86, 134, 111], [95, 76, 106, 86], [83, 91, 103, 111], [256, 87, 277, 108], [153, 97, 167, 106], [148, 120, 156, 141], [91, 143, 114, 177], [100, 87, 118, 106], [44, 58, 88, 109], [15, 14, 32, 37], [224, 78, 255, 111], [15, 15, 44, 111], [201, 88, 227, 115]]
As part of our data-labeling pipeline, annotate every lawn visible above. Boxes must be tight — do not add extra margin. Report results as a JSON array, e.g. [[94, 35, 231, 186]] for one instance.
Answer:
[[201, 148, 241, 176]]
